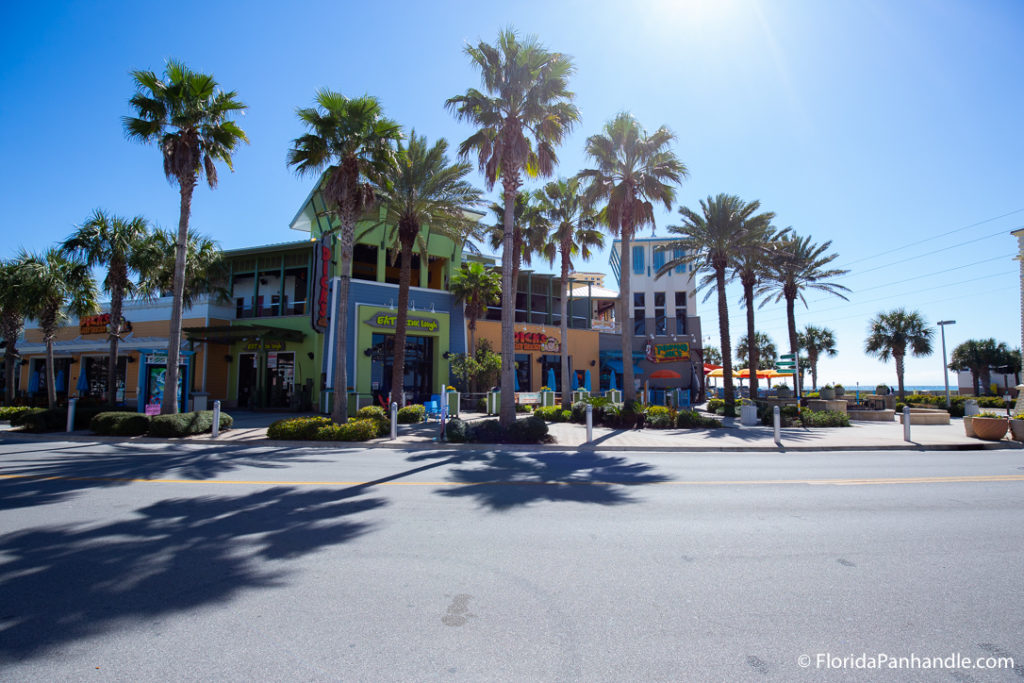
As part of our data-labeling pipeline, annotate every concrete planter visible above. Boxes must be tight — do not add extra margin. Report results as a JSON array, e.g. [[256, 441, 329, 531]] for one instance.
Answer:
[[571, 390, 590, 403], [605, 389, 622, 404], [740, 404, 759, 426], [971, 416, 1007, 441], [1010, 418, 1024, 442], [819, 387, 836, 400], [963, 416, 974, 438], [447, 391, 460, 417], [540, 390, 556, 408]]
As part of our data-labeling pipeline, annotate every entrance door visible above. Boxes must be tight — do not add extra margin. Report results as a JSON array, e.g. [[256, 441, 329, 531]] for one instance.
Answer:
[[266, 352, 295, 409], [370, 334, 434, 405], [238, 353, 257, 408]]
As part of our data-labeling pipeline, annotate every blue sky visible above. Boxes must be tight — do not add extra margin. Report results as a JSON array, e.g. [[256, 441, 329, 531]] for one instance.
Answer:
[[2, 0, 1022, 387]]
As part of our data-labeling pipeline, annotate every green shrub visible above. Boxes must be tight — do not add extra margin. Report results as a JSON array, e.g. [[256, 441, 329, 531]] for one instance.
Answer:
[[267, 416, 332, 440], [90, 412, 150, 436], [445, 417, 468, 443], [11, 408, 62, 432], [398, 404, 426, 424], [570, 401, 588, 423], [476, 398, 487, 413], [506, 416, 549, 443], [759, 404, 800, 427], [0, 406, 33, 421], [645, 405, 675, 429], [148, 410, 232, 438], [676, 409, 722, 428], [599, 404, 621, 426], [468, 419, 505, 443], [314, 418, 379, 441], [533, 406, 565, 422], [707, 398, 725, 413], [975, 411, 1003, 419], [799, 409, 850, 427], [560, 409, 572, 422], [356, 405, 390, 437], [515, 404, 532, 413]]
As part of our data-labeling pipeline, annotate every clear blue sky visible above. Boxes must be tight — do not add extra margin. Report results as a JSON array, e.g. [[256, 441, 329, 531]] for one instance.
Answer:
[[2, 0, 1022, 387]]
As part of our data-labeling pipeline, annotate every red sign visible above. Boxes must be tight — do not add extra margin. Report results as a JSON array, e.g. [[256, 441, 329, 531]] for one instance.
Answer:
[[311, 235, 333, 333], [80, 313, 111, 335], [514, 331, 560, 353]]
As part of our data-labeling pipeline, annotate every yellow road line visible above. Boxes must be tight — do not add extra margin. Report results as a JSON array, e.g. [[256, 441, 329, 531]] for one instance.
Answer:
[[1, 473, 1023, 487]]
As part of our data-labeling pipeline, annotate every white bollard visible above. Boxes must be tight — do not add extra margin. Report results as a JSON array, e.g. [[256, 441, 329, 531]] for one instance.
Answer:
[[212, 400, 221, 438], [390, 402, 398, 440], [903, 405, 912, 442], [773, 405, 781, 446], [66, 397, 77, 433], [586, 403, 593, 444]]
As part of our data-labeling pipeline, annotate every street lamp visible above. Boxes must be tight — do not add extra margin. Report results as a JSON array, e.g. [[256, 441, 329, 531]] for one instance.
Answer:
[[937, 320, 956, 408]]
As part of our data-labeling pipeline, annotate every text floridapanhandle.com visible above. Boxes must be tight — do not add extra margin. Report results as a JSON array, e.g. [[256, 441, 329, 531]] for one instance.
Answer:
[[797, 653, 1015, 670]]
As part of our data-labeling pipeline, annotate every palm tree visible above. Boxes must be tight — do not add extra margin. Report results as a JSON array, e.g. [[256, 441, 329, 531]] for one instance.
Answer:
[[798, 325, 837, 391], [865, 308, 934, 399], [19, 250, 98, 408], [374, 132, 481, 407], [736, 332, 777, 370], [729, 220, 781, 396], [137, 229, 228, 308], [0, 260, 34, 404], [535, 177, 604, 408], [287, 90, 401, 423], [703, 345, 722, 366], [581, 113, 687, 404], [761, 233, 849, 394], [447, 28, 580, 426], [485, 192, 547, 299], [659, 195, 764, 415], [949, 338, 1008, 396], [62, 210, 151, 405], [450, 262, 501, 369], [124, 61, 247, 414]]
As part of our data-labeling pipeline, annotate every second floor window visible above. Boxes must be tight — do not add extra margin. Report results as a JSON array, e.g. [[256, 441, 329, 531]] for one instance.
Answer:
[[675, 292, 687, 334], [632, 246, 644, 275], [655, 292, 666, 335], [633, 292, 645, 335], [673, 249, 686, 274], [653, 248, 665, 274]]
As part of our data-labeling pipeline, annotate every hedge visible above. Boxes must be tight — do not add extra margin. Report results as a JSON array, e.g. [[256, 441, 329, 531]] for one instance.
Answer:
[[644, 405, 675, 429], [356, 406, 390, 437], [90, 412, 151, 436], [0, 406, 33, 421], [445, 417, 468, 442], [465, 416, 549, 444], [148, 410, 233, 438], [676, 410, 722, 429], [398, 404, 426, 424], [267, 416, 332, 440], [11, 405, 136, 432], [314, 419, 379, 441], [798, 409, 851, 428]]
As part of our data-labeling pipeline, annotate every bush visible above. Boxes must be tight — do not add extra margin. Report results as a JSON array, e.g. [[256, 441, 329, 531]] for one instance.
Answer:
[[398, 404, 426, 424], [516, 404, 532, 413], [476, 398, 487, 413], [676, 409, 722, 428], [645, 405, 676, 429], [560, 409, 572, 422], [11, 408, 63, 433], [599, 404, 621, 426], [446, 417, 468, 443], [799, 409, 851, 427], [533, 406, 566, 422], [707, 399, 725, 413], [760, 404, 800, 427], [148, 410, 232, 438], [90, 412, 150, 436], [506, 416, 549, 443], [570, 401, 588, 423], [0, 406, 33, 421], [267, 416, 332, 440], [314, 418, 379, 441], [468, 419, 506, 443], [356, 405, 390, 437]]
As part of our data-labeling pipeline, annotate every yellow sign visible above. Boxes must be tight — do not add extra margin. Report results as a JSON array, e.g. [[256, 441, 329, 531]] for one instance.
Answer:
[[365, 311, 440, 333], [646, 342, 690, 363]]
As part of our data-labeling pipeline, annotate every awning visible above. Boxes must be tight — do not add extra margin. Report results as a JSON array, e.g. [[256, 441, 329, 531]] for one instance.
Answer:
[[183, 324, 306, 345], [603, 360, 643, 375]]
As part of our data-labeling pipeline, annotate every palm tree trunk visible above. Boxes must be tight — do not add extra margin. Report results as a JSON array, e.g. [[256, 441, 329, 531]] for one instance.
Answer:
[[717, 268, 734, 415], [45, 333, 56, 410], [390, 238, 414, 408], [810, 356, 819, 392], [560, 244, 571, 409], [895, 353, 906, 399], [4, 344, 15, 405], [107, 272, 124, 406], [743, 281, 758, 397], [331, 215, 355, 424], [467, 321, 477, 394], [499, 183, 517, 427], [620, 228, 635, 404], [161, 179, 195, 415], [786, 295, 798, 396]]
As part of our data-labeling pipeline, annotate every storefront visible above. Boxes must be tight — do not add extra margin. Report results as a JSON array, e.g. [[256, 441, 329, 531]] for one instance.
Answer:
[[475, 320, 600, 393], [137, 350, 192, 413], [599, 333, 700, 404]]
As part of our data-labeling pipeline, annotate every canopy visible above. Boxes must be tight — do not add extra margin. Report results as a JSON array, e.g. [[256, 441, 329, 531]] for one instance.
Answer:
[[604, 360, 643, 375], [649, 369, 682, 379]]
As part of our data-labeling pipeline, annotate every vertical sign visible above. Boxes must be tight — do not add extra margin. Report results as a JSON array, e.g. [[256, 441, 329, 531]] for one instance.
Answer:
[[311, 234, 333, 334]]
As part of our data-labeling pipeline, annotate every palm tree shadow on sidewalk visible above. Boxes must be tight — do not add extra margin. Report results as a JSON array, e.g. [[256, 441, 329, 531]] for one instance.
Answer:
[[436, 451, 670, 510]]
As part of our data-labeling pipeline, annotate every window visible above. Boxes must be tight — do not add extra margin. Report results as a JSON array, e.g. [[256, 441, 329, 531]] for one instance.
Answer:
[[655, 292, 666, 335], [633, 292, 646, 336], [675, 292, 687, 334], [673, 249, 686, 274], [632, 246, 644, 275], [232, 274, 255, 318], [653, 248, 666, 274]]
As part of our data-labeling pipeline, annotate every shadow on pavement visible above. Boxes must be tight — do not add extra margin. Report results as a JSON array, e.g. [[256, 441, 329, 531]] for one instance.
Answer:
[[436, 451, 670, 510], [0, 486, 386, 660]]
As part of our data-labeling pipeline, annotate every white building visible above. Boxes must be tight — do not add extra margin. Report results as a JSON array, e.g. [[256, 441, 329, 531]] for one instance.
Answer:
[[609, 237, 698, 337]]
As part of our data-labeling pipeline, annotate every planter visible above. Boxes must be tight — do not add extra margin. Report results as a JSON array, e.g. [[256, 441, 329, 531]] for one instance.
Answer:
[[572, 390, 590, 403], [486, 391, 500, 415], [740, 404, 759, 426], [776, 386, 793, 398], [963, 416, 974, 438], [834, 386, 845, 398], [446, 391, 460, 417], [605, 389, 622, 404], [1010, 419, 1024, 442], [971, 416, 1007, 441], [819, 387, 836, 400], [540, 390, 556, 408]]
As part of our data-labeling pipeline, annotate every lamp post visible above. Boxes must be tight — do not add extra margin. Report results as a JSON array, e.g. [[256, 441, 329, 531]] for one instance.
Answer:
[[937, 320, 956, 408]]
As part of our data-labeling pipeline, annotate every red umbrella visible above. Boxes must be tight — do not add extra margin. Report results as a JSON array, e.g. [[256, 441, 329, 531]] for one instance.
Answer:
[[649, 369, 682, 379]]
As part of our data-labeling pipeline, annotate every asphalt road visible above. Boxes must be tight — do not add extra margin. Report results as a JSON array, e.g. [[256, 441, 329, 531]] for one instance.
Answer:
[[2, 437, 1024, 682]]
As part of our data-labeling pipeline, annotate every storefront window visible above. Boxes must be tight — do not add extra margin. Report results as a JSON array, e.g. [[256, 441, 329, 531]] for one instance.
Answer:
[[84, 356, 127, 402], [369, 333, 435, 405], [538, 354, 566, 392], [514, 354, 532, 393]]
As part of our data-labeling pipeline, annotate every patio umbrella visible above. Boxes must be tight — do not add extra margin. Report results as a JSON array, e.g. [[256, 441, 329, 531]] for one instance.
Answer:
[[547, 367, 556, 391], [703, 363, 722, 374], [584, 370, 592, 392], [27, 367, 39, 393], [608, 370, 617, 391], [55, 369, 66, 392], [514, 370, 520, 392], [77, 365, 88, 393], [649, 369, 681, 379], [572, 372, 579, 390]]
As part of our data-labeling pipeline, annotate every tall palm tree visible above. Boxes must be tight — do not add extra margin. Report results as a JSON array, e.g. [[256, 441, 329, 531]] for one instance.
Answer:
[[536, 177, 605, 408], [729, 219, 781, 396], [62, 210, 151, 405], [375, 132, 481, 407], [447, 29, 580, 427], [736, 331, 777, 370], [659, 195, 764, 416], [949, 338, 1008, 396], [137, 229, 228, 307], [450, 262, 501, 364], [124, 60, 247, 414], [798, 325, 837, 391], [287, 90, 401, 423], [485, 192, 547, 299], [581, 113, 687, 404], [760, 233, 849, 394], [19, 250, 98, 408], [865, 308, 934, 399], [0, 260, 34, 404]]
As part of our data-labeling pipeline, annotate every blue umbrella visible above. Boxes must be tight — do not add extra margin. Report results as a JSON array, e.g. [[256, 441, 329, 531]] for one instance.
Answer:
[[55, 369, 66, 392], [514, 370, 520, 392], [547, 368, 556, 391], [572, 372, 579, 390], [609, 369, 617, 391], [27, 367, 39, 393], [77, 365, 89, 393], [584, 370, 592, 392]]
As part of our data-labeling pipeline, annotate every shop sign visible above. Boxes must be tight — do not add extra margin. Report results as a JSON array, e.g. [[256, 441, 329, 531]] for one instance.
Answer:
[[146, 353, 167, 365], [80, 313, 111, 335], [311, 234, 333, 334], [268, 352, 278, 369], [364, 311, 439, 332], [645, 341, 690, 363], [514, 331, 560, 353], [244, 341, 285, 351], [516, 392, 541, 405]]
